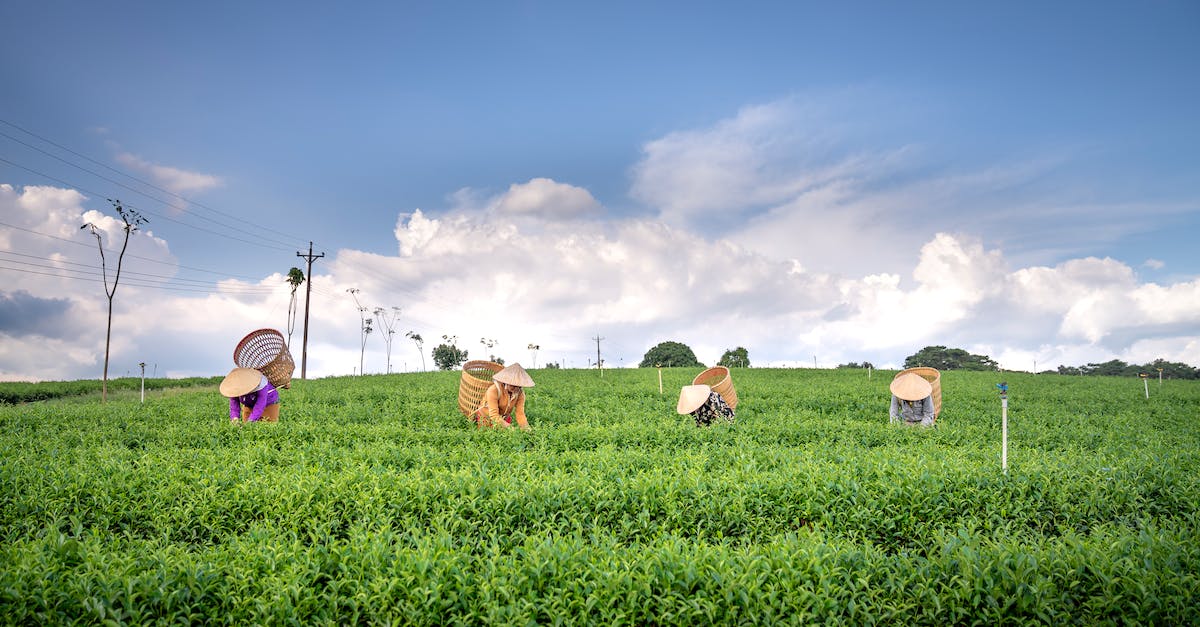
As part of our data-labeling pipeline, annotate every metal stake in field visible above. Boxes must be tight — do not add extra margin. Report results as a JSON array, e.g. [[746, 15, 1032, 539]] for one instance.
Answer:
[[139, 361, 146, 403], [1140, 372, 1149, 399], [657, 365, 663, 395], [1157, 368, 1163, 386], [996, 382, 1008, 474]]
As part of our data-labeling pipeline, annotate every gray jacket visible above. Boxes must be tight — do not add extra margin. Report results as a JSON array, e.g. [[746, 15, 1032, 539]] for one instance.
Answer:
[[890, 395, 935, 426]]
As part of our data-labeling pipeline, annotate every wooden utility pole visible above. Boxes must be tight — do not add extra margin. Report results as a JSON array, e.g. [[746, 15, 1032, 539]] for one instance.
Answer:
[[593, 334, 604, 370], [296, 241, 324, 379]]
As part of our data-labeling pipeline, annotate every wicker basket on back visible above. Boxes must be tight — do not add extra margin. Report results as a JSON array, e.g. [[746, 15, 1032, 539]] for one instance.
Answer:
[[692, 366, 739, 410], [895, 367, 941, 417], [458, 360, 504, 417], [233, 328, 295, 389]]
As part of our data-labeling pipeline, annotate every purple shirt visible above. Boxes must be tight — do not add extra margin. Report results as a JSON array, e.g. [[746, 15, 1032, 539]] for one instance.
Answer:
[[229, 381, 279, 421]]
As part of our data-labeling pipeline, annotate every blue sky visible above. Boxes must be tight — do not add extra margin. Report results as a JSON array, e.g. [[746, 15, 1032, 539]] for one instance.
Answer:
[[1, 1, 1198, 380]]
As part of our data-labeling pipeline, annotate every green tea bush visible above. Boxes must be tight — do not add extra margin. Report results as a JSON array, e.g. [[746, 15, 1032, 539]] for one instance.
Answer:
[[1, 368, 1197, 624]]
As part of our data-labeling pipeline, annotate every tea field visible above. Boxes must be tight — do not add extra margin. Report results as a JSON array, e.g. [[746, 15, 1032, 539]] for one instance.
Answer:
[[2, 368, 1198, 625]]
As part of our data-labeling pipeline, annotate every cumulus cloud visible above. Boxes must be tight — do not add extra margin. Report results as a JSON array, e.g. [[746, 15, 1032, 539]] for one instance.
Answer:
[[631, 94, 1195, 279], [114, 152, 223, 195], [489, 178, 600, 219], [1143, 258, 1165, 270]]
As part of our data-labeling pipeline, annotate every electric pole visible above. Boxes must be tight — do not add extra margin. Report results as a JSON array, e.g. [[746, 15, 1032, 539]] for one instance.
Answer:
[[593, 334, 604, 370], [296, 241, 324, 380]]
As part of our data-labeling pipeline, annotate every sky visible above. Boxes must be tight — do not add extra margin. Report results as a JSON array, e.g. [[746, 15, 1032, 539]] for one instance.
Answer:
[[1, 1, 1198, 381]]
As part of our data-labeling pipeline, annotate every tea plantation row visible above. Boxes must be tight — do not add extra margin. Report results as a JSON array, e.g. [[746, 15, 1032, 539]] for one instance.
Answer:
[[1, 368, 1197, 624]]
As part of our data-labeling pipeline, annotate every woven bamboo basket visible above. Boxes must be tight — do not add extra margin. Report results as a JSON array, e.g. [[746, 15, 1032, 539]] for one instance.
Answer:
[[232, 328, 295, 389], [692, 366, 739, 410], [457, 360, 504, 417], [895, 367, 941, 417]]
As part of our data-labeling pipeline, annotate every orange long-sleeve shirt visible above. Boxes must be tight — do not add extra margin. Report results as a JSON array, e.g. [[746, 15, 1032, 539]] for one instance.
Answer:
[[476, 383, 529, 429]]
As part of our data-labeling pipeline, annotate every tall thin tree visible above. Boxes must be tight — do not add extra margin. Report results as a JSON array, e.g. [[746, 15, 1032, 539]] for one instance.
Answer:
[[81, 199, 147, 402], [373, 306, 401, 373], [406, 331, 425, 371], [346, 288, 371, 375], [285, 267, 305, 348]]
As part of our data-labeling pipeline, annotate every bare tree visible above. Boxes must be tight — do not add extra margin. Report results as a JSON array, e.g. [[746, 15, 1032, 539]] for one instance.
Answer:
[[406, 331, 425, 371], [81, 199, 146, 402], [481, 337, 499, 363], [347, 288, 371, 375], [373, 306, 401, 373]]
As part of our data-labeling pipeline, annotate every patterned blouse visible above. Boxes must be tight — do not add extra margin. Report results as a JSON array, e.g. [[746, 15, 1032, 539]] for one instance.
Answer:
[[690, 391, 736, 427]]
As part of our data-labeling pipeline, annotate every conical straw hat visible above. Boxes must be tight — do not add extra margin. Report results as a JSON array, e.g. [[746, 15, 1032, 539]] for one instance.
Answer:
[[220, 367, 268, 398], [494, 363, 535, 387], [890, 372, 933, 401], [676, 384, 711, 414]]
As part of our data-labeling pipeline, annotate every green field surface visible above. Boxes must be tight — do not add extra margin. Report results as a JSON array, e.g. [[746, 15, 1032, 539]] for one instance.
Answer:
[[2, 368, 1198, 625]]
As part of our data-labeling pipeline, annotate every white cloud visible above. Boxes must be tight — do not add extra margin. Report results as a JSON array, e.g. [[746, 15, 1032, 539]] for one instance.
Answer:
[[114, 152, 223, 195], [1143, 258, 1165, 270], [489, 178, 600, 219], [5, 180, 1199, 380], [630, 95, 1196, 279]]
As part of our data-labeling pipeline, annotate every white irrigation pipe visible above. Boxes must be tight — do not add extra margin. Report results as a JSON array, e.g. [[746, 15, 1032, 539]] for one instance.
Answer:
[[1002, 398, 1008, 474], [657, 367, 663, 395], [139, 361, 146, 403], [997, 383, 1009, 475]]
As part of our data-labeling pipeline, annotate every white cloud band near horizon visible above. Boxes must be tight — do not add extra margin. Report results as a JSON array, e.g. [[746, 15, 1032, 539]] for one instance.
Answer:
[[1, 94, 1197, 381], [2, 178, 1197, 382]]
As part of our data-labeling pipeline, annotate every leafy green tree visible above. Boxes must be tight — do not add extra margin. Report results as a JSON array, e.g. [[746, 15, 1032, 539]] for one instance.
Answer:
[[432, 343, 468, 370], [543, 362, 562, 369], [639, 341, 702, 368], [903, 345, 998, 371], [1080, 359, 1134, 377], [1057, 359, 1196, 378], [837, 361, 875, 369], [717, 347, 750, 368], [1143, 359, 1200, 380]]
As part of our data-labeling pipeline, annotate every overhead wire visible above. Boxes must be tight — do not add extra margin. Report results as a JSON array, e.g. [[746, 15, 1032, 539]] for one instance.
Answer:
[[0, 221, 283, 283], [0, 250, 281, 293], [0, 119, 313, 250], [1, 121, 587, 354], [0, 156, 302, 253], [0, 264, 281, 294]]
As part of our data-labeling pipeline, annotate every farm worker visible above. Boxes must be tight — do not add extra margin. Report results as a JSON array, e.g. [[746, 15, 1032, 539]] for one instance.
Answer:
[[473, 363, 534, 430], [889, 372, 935, 426], [677, 384, 735, 427], [220, 367, 280, 423]]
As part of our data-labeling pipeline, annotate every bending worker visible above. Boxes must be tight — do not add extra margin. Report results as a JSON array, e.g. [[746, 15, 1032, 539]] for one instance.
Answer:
[[473, 363, 534, 430], [221, 367, 280, 423], [677, 384, 735, 427], [889, 372, 935, 426]]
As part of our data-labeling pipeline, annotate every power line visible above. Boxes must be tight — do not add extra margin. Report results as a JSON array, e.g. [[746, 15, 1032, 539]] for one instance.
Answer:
[[0, 221, 282, 282], [0, 251, 282, 292], [0, 156, 297, 253], [593, 334, 604, 369], [296, 242, 325, 380], [0, 264, 281, 294], [0, 118, 313, 248]]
